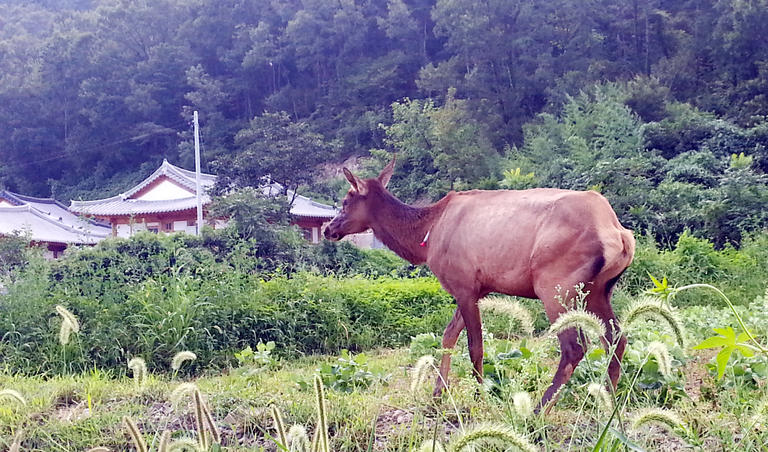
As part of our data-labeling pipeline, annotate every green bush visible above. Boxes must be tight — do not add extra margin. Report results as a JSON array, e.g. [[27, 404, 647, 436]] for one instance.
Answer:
[[0, 265, 453, 375], [622, 232, 768, 306]]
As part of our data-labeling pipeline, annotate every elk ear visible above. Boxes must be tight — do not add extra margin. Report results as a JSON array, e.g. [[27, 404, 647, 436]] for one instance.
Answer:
[[377, 155, 396, 188], [343, 167, 367, 195]]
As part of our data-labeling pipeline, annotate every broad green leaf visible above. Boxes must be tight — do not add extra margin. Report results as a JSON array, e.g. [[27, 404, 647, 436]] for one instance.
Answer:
[[736, 344, 755, 358], [714, 346, 735, 380], [693, 335, 731, 350], [712, 327, 736, 341]]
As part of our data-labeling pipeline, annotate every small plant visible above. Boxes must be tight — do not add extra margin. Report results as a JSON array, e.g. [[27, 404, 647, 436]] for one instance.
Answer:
[[409, 333, 441, 359], [234, 341, 279, 371], [648, 274, 768, 380], [301, 350, 388, 392]]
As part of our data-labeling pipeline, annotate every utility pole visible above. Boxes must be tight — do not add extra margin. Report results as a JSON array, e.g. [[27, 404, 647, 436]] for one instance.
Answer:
[[194, 111, 203, 236]]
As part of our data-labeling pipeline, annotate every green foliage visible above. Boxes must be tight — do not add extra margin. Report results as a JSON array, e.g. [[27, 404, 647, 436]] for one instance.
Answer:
[[694, 327, 756, 380], [216, 111, 337, 194], [0, 234, 29, 281], [302, 350, 388, 393], [234, 341, 279, 371], [0, 246, 453, 374]]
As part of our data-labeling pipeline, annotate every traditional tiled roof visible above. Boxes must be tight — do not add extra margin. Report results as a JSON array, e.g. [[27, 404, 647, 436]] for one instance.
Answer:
[[70, 159, 215, 217], [1, 190, 109, 231], [0, 205, 110, 244], [69, 160, 337, 220], [262, 183, 338, 220]]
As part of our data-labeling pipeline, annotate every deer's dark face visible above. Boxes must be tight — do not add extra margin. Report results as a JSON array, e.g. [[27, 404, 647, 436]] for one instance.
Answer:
[[324, 188, 371, 241], [324, 159, 395, 242]]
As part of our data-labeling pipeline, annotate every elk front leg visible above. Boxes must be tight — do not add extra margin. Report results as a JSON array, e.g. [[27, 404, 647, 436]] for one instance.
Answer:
[[433, 308, 465, 397]]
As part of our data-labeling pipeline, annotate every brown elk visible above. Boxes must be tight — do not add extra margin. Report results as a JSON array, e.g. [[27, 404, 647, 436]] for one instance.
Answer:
[[324, 158, 635, 410]]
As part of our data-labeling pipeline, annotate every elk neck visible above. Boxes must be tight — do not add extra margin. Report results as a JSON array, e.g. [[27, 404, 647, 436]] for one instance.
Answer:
[[366, 185, 450, 265]]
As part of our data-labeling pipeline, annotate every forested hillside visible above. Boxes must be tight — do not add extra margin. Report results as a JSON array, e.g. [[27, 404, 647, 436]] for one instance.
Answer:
[[1, 0, 767, 246]]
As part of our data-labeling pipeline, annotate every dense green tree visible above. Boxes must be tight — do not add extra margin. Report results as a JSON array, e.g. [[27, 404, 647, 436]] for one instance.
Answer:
[[214, 111, 337, 197]]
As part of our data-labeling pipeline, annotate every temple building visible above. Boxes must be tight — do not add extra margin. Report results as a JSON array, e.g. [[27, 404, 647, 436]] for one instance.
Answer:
[[69, 160, 337, 243], [0, 190, 110, 258]]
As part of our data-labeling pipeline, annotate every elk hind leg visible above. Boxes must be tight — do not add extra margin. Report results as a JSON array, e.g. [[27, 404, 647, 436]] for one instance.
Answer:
[[589, 280, 627, 389]]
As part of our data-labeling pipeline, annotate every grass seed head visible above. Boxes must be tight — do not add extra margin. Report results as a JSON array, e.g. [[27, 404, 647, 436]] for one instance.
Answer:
[[59, 319, 73, 345], [122, 416, 148, 452], [127, 357, 148, 389], [623, 296, 686, 348], [479, 296, 535, 335], [167, 438, 200, 451], [647, 341, 673, 378], [631, 407, 684, 433], [55, 305, 80, 333], [171, 351, 197, 371], [411, 355, 436, 393], [587, 383, 613, 413], [0, 389, 27, 406], [417, 439, 446, 452], [449, 423, 538, 452], [271, 405, 288, 447], [512, 392, 533, 419], [288, 425, 310, 452], [549, 309, 606, 341], [170, 382, 198, 407]]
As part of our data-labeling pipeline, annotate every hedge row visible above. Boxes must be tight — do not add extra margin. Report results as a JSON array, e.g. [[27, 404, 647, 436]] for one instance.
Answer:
[[0, 268, 453, 376]]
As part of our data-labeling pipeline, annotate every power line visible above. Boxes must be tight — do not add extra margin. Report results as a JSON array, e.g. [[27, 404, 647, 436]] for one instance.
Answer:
[[1, 119, 191, 171]]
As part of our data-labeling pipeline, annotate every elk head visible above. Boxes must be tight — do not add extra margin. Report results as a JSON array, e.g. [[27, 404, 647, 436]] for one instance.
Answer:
[[324, 157, 395, 241]]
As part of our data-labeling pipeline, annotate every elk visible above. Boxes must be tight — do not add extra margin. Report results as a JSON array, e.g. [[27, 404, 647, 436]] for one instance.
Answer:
[[324, 158, 635, 410]]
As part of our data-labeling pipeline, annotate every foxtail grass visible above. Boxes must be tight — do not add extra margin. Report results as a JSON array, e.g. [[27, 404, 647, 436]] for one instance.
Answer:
[[512, 392, 533, 419], [288, 425, 310, 452], [59, 319, 74, 345], [410, 355, 436, 393], [9, 428, 23, 452], [122, 416, 148, 452], [0, 389, 27, 406], [127, 357, 148, 389], [448, 423, 538, 452], [170, 382, 198, 407], [158, 430, 172, 452], [193, 388, 220, 448], [271, 405, 288, 448], [313, 375, 330, 452], [647, 341, 673, 378], [55, 305, 80, 333], [166, 438, 200, 451], [171, 351, 197, 371], [623, 296, 686, 348], [631, 407, 684, 433], [479, 296, 535, 335], [587, 383, 613, 413], [549, 309, 606, 341], [418, 438, 446, 452]]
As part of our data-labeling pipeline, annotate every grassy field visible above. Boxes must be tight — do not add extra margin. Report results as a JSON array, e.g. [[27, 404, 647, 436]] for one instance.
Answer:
[[2, 296, 767, 451]]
